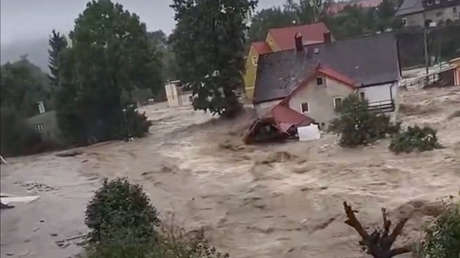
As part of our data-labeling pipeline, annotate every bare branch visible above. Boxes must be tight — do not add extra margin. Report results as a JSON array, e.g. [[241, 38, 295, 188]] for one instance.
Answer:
[[389, 245, 412, 256], [343, 201, 412, 258], [389, 217, 409, 246], [343, 201, 369, 240], [382, 208, 391, 237]]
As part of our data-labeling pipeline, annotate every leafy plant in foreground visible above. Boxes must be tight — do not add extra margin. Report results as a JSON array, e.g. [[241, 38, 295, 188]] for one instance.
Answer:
[[329, 94, 400, 147], [85, 178, 160, 244], [389, 125, 442, 154]]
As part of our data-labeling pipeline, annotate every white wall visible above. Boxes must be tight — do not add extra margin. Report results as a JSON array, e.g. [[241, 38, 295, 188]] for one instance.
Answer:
[[358, 82, 397, 105], [289, 77, 353, 127], [358, 81, 400, 121]]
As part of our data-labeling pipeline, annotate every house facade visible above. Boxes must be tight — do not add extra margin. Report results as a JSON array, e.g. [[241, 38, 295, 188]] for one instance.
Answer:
[[253, 33, 401, 129], [26, 110, 62, 142], [243, 23, 332, 101], [164, 81, 193, 107], [396, 0, 460, 27]]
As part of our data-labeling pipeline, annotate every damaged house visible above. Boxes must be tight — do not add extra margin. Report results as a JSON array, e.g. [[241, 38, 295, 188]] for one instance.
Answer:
[[245, 33, 401, 143]]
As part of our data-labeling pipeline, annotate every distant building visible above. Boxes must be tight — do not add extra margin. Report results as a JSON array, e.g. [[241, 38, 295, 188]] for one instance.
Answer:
[[396, 0, 460, 27], [26, 110, 61, 142], [326, 0, 383, 15], [450, 57, 460, 85], [164, 81, 193, 107]]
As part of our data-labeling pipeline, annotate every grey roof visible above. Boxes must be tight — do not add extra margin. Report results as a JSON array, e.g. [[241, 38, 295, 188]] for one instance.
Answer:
[[396, 0, 460, 16], [395, 0, 424, 16], [254, 33, 400, 104]]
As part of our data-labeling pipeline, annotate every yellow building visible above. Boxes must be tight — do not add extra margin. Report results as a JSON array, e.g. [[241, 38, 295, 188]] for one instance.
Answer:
[[243, 22, 332, 101]]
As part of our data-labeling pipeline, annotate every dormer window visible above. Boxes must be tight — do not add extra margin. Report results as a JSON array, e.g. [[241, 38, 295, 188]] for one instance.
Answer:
[[316, 77, 324, 86], [426, 0, 433, 6], [435, 0, 440, 4]]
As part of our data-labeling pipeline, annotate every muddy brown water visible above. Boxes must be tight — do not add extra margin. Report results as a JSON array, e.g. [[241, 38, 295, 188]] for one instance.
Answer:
[[1, 88, 460, 258]]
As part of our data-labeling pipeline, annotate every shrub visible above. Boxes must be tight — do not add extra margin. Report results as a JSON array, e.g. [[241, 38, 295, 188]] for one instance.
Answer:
[[0, 106, 43, 156], [121, 105, 152, 139], [389, 126, 442, 154], [423, 201, 460, 258], [328, 94, 400, 147], [85, 178, 160, 244]]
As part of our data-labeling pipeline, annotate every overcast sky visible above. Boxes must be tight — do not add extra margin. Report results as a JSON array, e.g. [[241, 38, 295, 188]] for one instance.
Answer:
[[1, 0, 283, 46]]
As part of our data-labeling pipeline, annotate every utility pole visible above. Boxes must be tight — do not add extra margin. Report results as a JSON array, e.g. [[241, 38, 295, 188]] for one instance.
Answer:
[[424, 25, 429, 75], [423, 8, 429, 76]]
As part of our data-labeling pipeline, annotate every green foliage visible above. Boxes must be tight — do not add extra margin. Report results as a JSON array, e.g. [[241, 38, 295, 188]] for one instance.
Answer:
[[1, 57, 52, 117], [170, 0, 257, 117], [423, 201, 460, 258], [121, 105, 152, 138], [0, 107, 43, 157], [48, 30, 68, 88], [85, 178, 160, 244], [248, 7, 296, 42], [389, 126, 442, 154], [56, 0, 162, 143], [86, 178, 228, 258], [329, 94, 400, 147]]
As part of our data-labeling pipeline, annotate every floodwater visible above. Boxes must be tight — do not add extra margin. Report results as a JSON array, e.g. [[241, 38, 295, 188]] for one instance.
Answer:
[[1, 87, 460, 258]]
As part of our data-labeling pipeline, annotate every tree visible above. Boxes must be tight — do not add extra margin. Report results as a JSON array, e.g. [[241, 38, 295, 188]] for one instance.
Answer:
[[170, 0, 258, 117], [48, 30, 68, 88], [85, 178, 160, 243], [328, 94, 400, 147], [0, 57, 51, 117], [248, 7, 295, 43], [343, 202, 412, 258], [56, 0, 162, 143]]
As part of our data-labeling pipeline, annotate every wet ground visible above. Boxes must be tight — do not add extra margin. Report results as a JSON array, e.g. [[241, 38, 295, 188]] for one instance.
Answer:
[[1, 88, 460, 258]]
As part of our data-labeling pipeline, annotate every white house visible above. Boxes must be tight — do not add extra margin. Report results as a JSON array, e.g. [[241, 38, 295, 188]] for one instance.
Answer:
[[252, 33, 401, 129]]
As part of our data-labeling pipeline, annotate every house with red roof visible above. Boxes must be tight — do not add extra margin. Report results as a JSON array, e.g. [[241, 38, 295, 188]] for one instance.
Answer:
[[245, 33, 401, 143], [243, 23, 332, 101]]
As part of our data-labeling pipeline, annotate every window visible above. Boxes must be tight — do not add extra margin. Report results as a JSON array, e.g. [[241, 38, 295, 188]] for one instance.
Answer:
[[426, 0, 433, 6], [251, 55, 258, 66], [333, 97, 343, 110], [34, 123, 45, 132], [360, 92, 365, 100], [188, 96, 193, 102], [316, 77, 323, 86], [436, 11, 443, 17], [401, 18, 407, 26], [435, 0, 440, 4], [301, 102, 309, 113], [454, 7, 457, 13]]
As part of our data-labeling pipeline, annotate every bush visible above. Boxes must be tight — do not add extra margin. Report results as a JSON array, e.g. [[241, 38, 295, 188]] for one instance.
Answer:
[[0, 106, 43, 156], [85, 178, 160, 244], [423, 201, 460, 258], [389, 126, 442, 154], [328, 94, 400, 147], [121, 105, 152, 139]]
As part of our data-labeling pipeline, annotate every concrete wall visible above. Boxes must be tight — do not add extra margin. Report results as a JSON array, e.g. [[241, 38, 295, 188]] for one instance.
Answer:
[[288, 77, 353, 127], [403, 4, 460, 26]]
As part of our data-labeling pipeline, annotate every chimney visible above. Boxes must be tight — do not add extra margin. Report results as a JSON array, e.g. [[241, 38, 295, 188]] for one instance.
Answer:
[[323, 32, 331, 44], [295, 32, 303, 52]]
